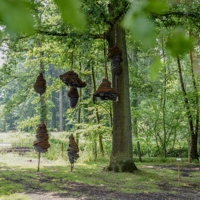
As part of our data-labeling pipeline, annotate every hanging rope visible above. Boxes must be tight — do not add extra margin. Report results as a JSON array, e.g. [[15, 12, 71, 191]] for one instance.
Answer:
[[104, 34, 108, 80], [71, 52, 73, 71], [115, 24, 117, 46]]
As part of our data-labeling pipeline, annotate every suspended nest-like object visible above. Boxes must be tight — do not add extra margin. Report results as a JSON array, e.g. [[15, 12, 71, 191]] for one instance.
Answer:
[[93, 78, 118, 101], [108, 46, 123, 76], [33, 73, 46, 95], [33, 124, 50, 153], [67, 87, 79, 108], [67, 134, 79, 165], [59, 70, 86, 88]]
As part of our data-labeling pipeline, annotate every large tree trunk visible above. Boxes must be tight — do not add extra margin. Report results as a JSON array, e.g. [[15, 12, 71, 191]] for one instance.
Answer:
[[106, 21, 137, 171]]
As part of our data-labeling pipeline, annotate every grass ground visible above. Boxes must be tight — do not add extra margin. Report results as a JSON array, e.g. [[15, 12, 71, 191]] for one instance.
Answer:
[[0, 132, 200, 199], [0, 153, 200, 200]]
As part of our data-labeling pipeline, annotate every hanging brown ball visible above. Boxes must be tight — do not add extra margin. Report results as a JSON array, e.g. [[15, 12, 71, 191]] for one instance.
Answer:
[[33, 73, 46, 95], [67, 87, 79, 108], [108, 46, 123, 76], [59, 70, 86, 88], [93, 79, 118, 101]]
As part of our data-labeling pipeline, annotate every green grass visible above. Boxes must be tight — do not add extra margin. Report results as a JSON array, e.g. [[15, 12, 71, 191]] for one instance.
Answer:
[[1, 153, 200, 200], [0, 194, 29, 200], [0, 129, 200, 200]]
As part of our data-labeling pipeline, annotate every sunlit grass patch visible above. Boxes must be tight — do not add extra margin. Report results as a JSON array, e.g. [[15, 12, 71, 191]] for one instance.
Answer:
[[0, 194, 29, 200], [1, 152, 200, 199]]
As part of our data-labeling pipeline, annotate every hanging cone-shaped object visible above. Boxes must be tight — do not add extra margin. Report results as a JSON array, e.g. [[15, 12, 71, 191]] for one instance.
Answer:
[[93, 78, 118, 101], [67, 134, 79, 165], [108, 46, 123, 76], [59, 70, 86, 88], [33, 73, 46, 95], [33, 124, 50, 153], [67, 87, 79, 108]]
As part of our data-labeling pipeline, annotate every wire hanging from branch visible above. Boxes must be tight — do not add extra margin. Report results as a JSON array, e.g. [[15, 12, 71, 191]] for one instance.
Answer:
[[104, 35, 108, 80], [108, 24, 123, 77], [71, 49, 74, 71], [33, 52, 50, 172], [115, 24, 117, 47]]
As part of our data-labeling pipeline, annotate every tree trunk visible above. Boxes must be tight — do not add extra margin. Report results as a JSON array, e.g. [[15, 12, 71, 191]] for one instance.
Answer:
[[177, 57, 199, 161], [161, 40, 167, 158], [59, 87, 63, 132], [51, 91, 57, 130], [106, 14, 137, 171], [91, 63, 105, 157], [189, 50, 199, 161], [76, 97, 81, 145], [137, 141, 142, 162]]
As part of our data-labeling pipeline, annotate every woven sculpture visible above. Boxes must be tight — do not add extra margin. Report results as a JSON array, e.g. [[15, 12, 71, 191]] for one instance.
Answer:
[[93, 78, 118, 101], [33, 124, 50, 153], [67, 87, 79, 108], [33, 73, 46, 95], [59, 70, 86, 88], [67, 134, 79, 165], [108, 46, 123, 76]]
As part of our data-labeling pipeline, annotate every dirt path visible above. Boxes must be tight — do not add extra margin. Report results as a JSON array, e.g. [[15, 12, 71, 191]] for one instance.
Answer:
[[1, 156, 200, 200], [25, 177, 200, 200], [27, 164, 200, 200]]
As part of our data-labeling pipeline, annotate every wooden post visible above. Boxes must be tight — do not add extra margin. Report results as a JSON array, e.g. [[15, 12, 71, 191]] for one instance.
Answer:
[[37, 152, 41, 172], [71, 164, 73, 172], [188, 141, 191, 163], [137, 141, 142, 162], [61, 142, 63, 158], [94, 141, 97, 161], [177, 158, 181, 186]]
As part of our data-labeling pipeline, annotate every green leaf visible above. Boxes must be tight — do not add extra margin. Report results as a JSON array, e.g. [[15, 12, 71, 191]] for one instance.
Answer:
[[0, 0, 35, 35], [166, 28, 193, 57], [123, 15, 156, 49], [145, 0, 169, 14], [54, 0, 86, 30], [149, 56, 162, 81]]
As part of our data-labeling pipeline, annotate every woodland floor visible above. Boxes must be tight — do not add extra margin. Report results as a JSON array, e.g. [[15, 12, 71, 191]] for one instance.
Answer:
[[25, 182, 200, 200], [0, 135, 200, 200], [17, 165, 200, 200]]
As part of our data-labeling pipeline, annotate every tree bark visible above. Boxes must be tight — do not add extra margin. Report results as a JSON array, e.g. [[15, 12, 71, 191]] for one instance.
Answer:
[[161, 40, 167, 158], [189, 50, 199, 161], [91, 63, 104, 157], [59, 87, 63, 132], [51, 91, 57, 130], [177, 57, 199, 161], [106, 3, 137, 171]]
